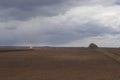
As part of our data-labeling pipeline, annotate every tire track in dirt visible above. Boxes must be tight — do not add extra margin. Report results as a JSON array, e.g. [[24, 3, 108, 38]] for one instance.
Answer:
[[96, 49, 120, 64]]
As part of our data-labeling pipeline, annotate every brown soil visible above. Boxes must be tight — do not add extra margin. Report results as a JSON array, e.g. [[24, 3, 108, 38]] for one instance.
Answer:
[[0, 48, 120, 80], [105, 48, 120, 56]]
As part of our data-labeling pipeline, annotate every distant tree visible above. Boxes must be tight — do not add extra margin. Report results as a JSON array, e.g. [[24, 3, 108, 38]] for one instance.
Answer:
[[88, 43, 98, 49]]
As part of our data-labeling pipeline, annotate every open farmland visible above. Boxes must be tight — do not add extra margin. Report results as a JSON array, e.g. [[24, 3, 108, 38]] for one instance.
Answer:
[[0, 48, 120, 80], [105, 48, 120, 56]]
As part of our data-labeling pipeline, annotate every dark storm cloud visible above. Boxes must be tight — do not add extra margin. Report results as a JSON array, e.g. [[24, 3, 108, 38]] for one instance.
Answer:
[[0, 0, 67, 21], [0, 0, 115, 10], [0, 0, 65, 9], [0, 0, 116, 21]]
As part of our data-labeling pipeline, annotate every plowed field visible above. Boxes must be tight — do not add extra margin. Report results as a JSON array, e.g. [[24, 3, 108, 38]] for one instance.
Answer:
[[0, 48, 120, 80]]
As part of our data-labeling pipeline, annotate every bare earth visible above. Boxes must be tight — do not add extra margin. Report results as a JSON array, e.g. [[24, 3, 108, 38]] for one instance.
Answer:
[[0, 48, 120, 80]]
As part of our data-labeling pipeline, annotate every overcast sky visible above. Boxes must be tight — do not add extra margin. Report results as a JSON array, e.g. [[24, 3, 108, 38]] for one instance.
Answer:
[[0, 0, 120, 47]]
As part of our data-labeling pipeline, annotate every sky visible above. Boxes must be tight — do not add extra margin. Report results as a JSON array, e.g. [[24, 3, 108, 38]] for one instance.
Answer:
[[0, 0, 120, 47]]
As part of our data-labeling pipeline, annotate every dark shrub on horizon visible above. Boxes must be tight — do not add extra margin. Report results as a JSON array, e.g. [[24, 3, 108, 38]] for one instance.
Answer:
[[88, 43, 98, 49]]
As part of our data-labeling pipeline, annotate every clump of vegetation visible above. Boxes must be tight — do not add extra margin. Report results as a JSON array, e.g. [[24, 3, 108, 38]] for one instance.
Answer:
[[88, 43, 98, 49]]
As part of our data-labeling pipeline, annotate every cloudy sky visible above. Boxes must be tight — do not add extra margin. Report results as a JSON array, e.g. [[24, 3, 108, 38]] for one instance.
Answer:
[[0, 0, 120, 47]]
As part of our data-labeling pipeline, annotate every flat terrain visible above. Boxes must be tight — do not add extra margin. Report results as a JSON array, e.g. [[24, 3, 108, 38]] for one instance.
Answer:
[[105, 48, 120, 56], [0, 48, 120, 80]]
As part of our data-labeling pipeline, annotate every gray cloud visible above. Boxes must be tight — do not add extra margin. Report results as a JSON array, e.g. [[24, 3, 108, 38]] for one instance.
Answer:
[[5, 26, 18, 30], [36, 24, 118, 45], [0, 0, 67, 21], [0, 25, 119, 45], [0, 0, 116, 21], [0, 0, 65, 9], [0, 0, 120, 47], [0, 22, 116, 46]]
